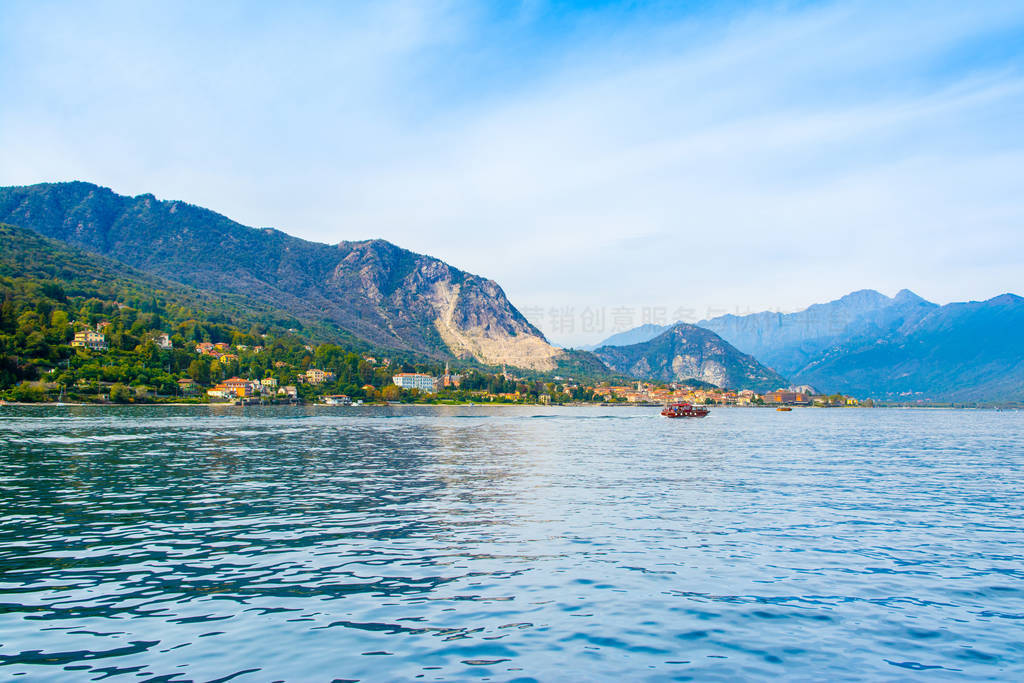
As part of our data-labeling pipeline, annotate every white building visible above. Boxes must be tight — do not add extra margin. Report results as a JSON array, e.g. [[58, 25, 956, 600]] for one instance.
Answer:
[[155, 333, 173, 350], [392, 373, 438, 393]]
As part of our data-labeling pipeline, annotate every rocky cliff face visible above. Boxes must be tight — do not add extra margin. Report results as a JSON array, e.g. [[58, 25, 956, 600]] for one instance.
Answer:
[[0, 182, 563, 369], [594, 323, 787, 391]]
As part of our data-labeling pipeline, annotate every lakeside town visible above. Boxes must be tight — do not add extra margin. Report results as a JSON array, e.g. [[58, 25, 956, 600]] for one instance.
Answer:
[[3, 321, 870, 407]]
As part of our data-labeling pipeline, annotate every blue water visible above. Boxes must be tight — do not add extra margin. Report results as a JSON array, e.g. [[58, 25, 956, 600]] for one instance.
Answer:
[[1, 405, 1022, 680]]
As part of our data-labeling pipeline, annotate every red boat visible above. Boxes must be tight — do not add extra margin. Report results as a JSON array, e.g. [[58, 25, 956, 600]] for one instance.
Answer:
[[661, 402, 709, 418]]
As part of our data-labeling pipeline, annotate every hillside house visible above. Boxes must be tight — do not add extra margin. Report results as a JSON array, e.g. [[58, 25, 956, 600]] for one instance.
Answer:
[[71, 330, 108, 352], [305, 368, 334, 384]]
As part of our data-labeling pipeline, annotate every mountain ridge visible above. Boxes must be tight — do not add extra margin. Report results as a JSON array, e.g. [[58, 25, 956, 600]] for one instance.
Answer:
[[593, 322, 787, 391], [792, 292, 1024, 401], [0, 182, 568, 370]]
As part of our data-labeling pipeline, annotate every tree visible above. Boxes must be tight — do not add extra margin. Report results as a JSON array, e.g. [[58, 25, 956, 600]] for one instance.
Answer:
[[110, 383, 132, 403], [49, 310, 69, 328], [13, 383, 44, 402], [381, 384, 401, 401], [188, 359, 210, 384]]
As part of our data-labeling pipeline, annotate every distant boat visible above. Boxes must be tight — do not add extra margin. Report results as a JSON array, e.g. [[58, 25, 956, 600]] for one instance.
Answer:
[[777, 407, 792, 412], [661, 402, 709, 418]]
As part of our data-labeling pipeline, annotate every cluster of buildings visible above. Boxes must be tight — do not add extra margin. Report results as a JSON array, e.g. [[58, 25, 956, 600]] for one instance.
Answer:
[[194, 341, 249, 363], [588, 382, 859, 407], [590, 383, 761, 405], [203, 376, 297, 401]]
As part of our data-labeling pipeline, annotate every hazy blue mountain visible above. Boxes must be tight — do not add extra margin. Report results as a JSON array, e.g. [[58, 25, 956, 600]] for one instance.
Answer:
[[695, 289, 935, 375], [0, 182, 573, 370], [791, 294, 1024, 402], [594, 323, 787, 391], [584, 323, 670, 350]]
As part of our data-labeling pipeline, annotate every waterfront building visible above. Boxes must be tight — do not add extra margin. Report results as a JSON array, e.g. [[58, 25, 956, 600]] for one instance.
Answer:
[[177, 378, 198, 395], [206, 386, 228, 399], [392, 373, 439, 393], [323, 394, 351, 406], [763, 390, 812, 405], [222, 377, 256, 397]]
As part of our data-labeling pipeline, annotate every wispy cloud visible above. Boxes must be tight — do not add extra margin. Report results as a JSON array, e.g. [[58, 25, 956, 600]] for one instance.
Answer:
[[1, 1, 1022, 345]]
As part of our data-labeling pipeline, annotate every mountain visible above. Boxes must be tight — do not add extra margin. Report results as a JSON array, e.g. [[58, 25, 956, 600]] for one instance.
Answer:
[[695, 289, 935, 375], [792, 294, 1024, 402], [0, 182, 566, 370], [584, 323, 669, 350], [593, 323, 787, 391]]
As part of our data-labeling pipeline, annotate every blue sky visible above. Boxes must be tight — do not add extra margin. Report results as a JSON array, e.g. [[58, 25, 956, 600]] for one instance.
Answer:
[[2, 1, 1023, 346]]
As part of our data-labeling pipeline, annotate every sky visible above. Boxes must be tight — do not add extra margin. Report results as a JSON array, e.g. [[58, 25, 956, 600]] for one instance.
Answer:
[[2, 1, 1023, 346]]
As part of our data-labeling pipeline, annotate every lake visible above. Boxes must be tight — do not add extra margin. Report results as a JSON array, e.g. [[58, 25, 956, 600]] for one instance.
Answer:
[[1, 405, 1022, 680]]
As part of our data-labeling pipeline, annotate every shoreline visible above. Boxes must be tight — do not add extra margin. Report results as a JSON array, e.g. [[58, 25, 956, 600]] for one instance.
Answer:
[[0, 401, 1017, 410]]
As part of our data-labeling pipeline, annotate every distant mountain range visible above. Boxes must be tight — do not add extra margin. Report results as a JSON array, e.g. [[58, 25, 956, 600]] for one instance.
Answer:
[[695, 289, 935, 375], [0, 182, 566, 370], [593, 289, 1024, 401], [790, 293, 1024, 401], [593, 323, 787, 392]]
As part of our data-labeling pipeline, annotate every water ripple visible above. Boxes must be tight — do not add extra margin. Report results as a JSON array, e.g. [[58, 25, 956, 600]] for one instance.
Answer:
[[1, 404, 1022, 679]]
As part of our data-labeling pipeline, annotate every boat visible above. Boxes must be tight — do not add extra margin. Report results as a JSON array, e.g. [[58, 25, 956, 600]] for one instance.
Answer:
[[661, 402, 709, 418], [776, 406, 792, 412]]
